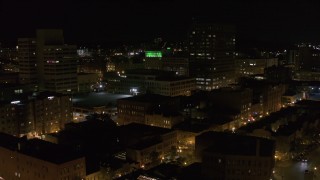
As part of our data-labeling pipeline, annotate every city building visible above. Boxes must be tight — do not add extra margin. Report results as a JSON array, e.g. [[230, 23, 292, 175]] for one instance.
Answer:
[[207, 87, 253, 126], [42, 119, 121, 179], [0, 72, 19, 84], [17, 38, 37, 85], [0, 133, 86, 180], [195, 131, 275, 180], [264, 65, 293, 83], [117, 94, 180, 125], [240, 102, 320, 162], [109, 69, 195, 96], [145, 110, 184, 129], [286, 49, 299, 68], [281, 91, 304, 106], [189, 21, 236, 90], [18, 29, 78, 93], [239, 77, 287, 117], [0, 84, 34, 101], [119, 123, 178, 169], [78, 55, 105, 79], [293, 70, 320, 81], [144, 51, 162, 70], [0, 91, 72, 137], [40, 43, 78, 93], [162, 57, 189, 76], [297, 44, 320, 71], [235, 58, 278, 77], [77, 73, 98, 93]]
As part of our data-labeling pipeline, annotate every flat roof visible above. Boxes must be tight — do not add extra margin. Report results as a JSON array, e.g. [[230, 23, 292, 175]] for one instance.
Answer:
[[119, 123, 172, 138], [118, 93, 175, 103], [0, 91, 67, 105], [155, 76, 194, 81], [128, 138, 162, 150], [174, 121, 210, 133], [0, 133, 83, 164], [197, 131, 275, 156]]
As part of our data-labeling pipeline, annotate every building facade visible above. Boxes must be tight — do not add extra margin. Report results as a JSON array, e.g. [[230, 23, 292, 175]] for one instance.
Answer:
[[189, 22, 236, 90], [145, 113, 184, 129], [0, 133, 86, 180], [42, 45, 78, 93], [196, 132, 275, 180], [117, 94, 180, 125], [235, 58, 278, 77], [18, 29, 78, 93], [0, 92, 72, 137], [18, 38, 37, 85], [208, 87, 253, 126], [162, 57, 189, 77], [298, 45, 320, 71], [109, 69, 196, 97]]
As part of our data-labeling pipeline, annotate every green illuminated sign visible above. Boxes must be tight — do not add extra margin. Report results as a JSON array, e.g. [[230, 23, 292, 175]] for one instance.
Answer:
[[145, 51, 162, 58]]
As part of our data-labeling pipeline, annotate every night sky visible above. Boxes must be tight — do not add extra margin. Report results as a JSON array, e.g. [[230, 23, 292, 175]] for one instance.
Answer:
[[1, 0, 320, 48]]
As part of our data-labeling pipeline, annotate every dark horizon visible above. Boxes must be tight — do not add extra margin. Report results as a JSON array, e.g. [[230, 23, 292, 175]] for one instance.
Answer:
[[1, 0, 320, 49]]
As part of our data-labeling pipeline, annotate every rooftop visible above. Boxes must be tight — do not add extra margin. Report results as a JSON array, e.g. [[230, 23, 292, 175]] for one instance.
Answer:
[[0, 133, 83, 164], [128, 137, 162, 150], [118, 93, 175, 103], [126, 69, 174, 76], [174, 121, 210, 133], [154, 76, 194, 82], [0, 91, 67, 105], [197, 131, 275, 157], [119, 123, 172, 138]]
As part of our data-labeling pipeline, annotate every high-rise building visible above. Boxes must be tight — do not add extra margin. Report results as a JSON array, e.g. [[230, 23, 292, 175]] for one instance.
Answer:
[[41, 45, 78, 92], [18, 30, 78, 93], [36, 29, 78, 93], [297, 44, 320, 71], [189, 22, 236, 90], [109, 69, 195, 96], [18, 38, 37, 85]]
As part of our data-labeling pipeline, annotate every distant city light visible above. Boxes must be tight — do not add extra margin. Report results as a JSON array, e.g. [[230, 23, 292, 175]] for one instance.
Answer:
[[114, 53, 123, 56], [46, 60, 59, 64], [145, 51, 162, 58], [11, 101, 20, 104]]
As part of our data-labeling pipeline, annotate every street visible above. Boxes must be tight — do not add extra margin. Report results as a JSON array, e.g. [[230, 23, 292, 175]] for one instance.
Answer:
[[273, 147, 320, 180]]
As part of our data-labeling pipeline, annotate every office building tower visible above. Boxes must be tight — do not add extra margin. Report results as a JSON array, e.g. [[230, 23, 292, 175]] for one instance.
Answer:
[[297, 45, 320, 72], [18, 30, 78, 93], [189, 22, 236, 90], [36, 29, 78, 93], [144, 50, 163, 70], [18, 38, 37, 85]]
